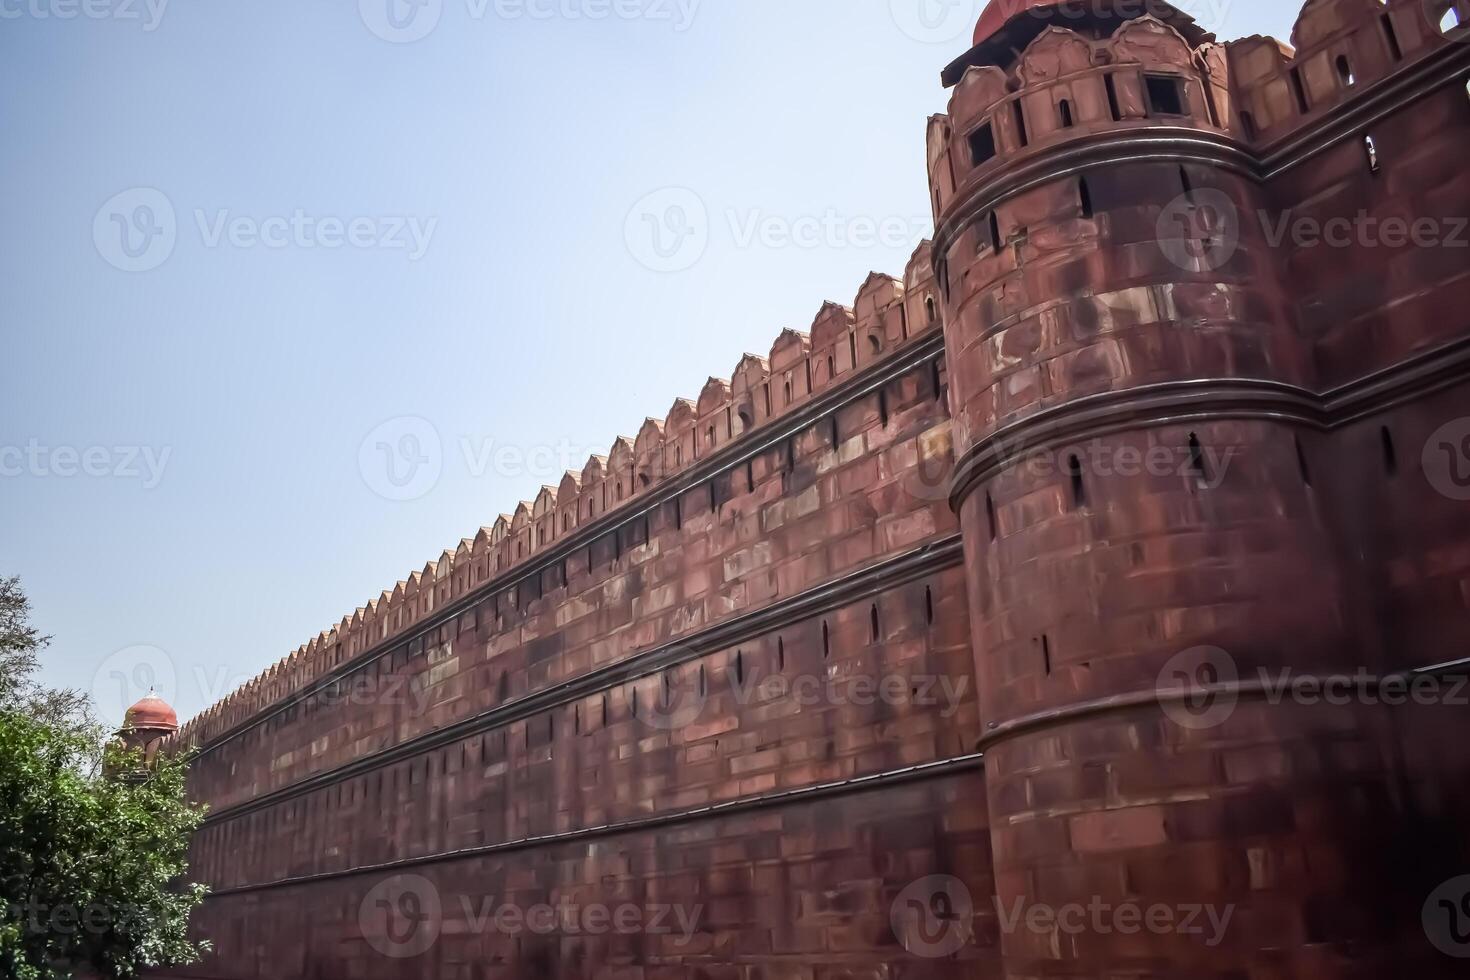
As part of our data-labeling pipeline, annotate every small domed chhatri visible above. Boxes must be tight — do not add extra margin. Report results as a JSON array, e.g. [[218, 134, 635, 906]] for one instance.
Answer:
[[972, 0, 1059, 46], [124, 691, 179, 732]]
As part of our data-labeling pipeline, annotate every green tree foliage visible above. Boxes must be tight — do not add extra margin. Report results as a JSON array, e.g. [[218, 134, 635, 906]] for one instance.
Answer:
[[0, 576, 209, 979]]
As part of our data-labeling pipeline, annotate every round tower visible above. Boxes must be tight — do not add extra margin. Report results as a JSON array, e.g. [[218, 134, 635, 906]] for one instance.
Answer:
[[114, 690, 179, 770], [930, 1, 1447, 976]]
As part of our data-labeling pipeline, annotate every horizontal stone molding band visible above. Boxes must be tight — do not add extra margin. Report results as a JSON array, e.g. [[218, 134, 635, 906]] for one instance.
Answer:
[[947, 334, 1470, 510], [199, 532, 966, 830], [204, 752, 987, 898], [932, 42, 1470, 260], [191, 328, 948, 760], [1259, 41, 1470, 181], [975, 656, 1470, 753], [933, 128, 1253, 260]]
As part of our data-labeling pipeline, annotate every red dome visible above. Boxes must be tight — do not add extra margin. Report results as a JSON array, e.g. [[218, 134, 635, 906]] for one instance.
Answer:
[[125, 693, 178, 731], [973, 0, 1059, 46]]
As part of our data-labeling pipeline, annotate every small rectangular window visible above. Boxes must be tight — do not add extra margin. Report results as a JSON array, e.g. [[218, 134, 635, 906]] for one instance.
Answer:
[[1145, 74, 1187, 116], [968, 122, 997, 166]]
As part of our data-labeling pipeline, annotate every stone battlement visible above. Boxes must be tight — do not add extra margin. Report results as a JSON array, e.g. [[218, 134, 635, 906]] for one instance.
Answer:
[[170, 250, 941, 752]]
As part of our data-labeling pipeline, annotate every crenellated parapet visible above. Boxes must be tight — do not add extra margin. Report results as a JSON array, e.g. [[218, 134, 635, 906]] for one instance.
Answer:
[[170, 246, 938, 750], [929, 12, 1231, 234], [1227, 0, 1460, 144]]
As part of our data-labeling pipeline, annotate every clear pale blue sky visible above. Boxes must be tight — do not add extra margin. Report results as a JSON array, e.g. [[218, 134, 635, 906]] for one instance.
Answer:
[[0, 0, 1296, 728]]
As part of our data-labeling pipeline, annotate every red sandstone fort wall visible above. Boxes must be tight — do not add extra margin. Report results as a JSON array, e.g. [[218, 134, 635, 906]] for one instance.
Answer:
[[159, 2, 1470, 977]]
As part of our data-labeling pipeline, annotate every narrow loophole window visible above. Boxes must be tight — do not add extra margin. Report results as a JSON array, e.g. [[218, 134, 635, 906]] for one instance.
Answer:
[[986, 490, 998, 540], [698, 665, 707, 698], [925, 586, 935, 625], [878, 388, 890, 427], [1012, 100, 1029, 147], [829, 415, 839, 448], [777, 637, 785, 672], [1383, 14, 1402, 60], [1188, 432, 1210, 485], [988, 211, 1002, 251], [734, 650, 744, 686], [1059, 99, 1074, 128], [1079, 177, 1093, 219], [870, 604, 881, 643], [1067, 454, 1088, 509], [822, 621, 831, 660], [1291, 67, 1310, 114], [1296, 436, 1313, 488], [1381, 426, 1399, 476], [1041, 635, 1052, 676]]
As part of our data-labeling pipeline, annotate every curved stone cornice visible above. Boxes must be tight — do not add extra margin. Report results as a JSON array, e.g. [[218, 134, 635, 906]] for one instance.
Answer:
[[932, 42, 1470, 263], [948, 334, 1470, 510], [933, 128, 1252, 260]]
